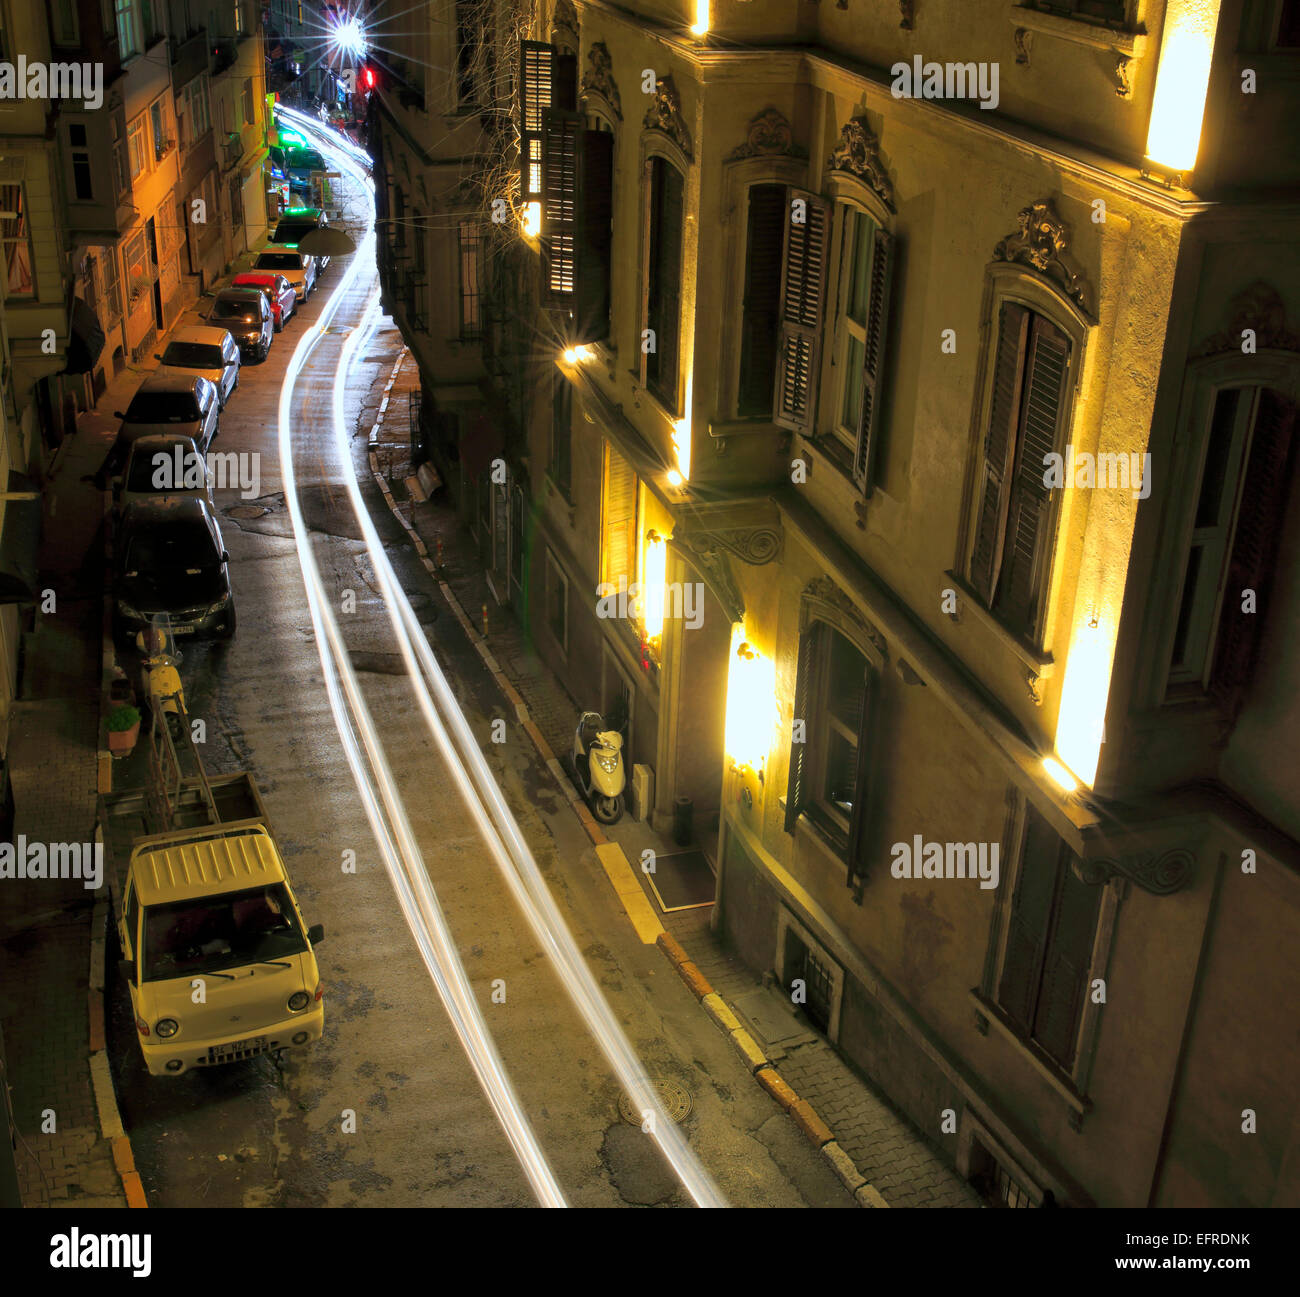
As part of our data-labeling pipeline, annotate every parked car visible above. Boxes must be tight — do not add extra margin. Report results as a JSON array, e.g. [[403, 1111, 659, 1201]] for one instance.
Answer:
[[271, 208, 330, 268], [208, 286, 274, 362], [114, 373, 220, 456], [155, 325, 240, 409], [114, 497, 236, 642], [114, 434, 213, 514], [231, 271, 297, 331], [284, 146, 326, 182], [252, 247, 317, 302]]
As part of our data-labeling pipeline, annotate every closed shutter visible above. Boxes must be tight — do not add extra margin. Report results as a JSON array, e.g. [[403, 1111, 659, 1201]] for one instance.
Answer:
[[992, 314, 1070, 638], [574, 129, 613, 344], [737, 184, 786, 417], [601, 443, 637, 590], [1032, 858, 1100, 1068], [784, 622, 821, 834], [844, 662, 876, 885], [970, 303, 1029, 603], [542, 109, 581, 303], [553, 52, 577, 111], [1210, 387, 1296, 705], [519, 41, 554, 201], [853, 227, 895, 494], [773, 190, 829, 434], [998, 805, 1061, 1033], [646, 158, 684, 406]]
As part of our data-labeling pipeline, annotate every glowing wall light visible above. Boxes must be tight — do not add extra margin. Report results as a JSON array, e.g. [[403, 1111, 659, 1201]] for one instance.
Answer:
[[643, 529, 667, 641], [1053, 608, 1119, 791], [521, 201, 541, 238], [562, 345, 591, 365], [724, 624, 777, 777], [1145, 0, 1223, 173], [672, 419, 691, 482], [690, 1, 710, 37]]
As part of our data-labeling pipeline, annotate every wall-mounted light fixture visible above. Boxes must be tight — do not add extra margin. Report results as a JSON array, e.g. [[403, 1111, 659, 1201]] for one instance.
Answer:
[[1144, 0, 1223, 181], [690, 1, 710, 37], [725, 627, 775, 785], [521, 201, 541, 239], [643, 529, 667, 641]]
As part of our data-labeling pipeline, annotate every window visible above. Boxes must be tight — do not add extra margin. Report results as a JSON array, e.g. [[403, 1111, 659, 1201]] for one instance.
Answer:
[[551, 367, 572, 499], [242, 78, 254, 127], [600, 442, 637, 595], [1026, 0, 1126, 22], [519, 41, 555, 202], [141, 0, 158, 43], [151, 98, 172, 162], [738, 185, 785, 417], [69, 124, 94, 201], [1168, 385, 1296, 702], [99, 249, 123, 322], [997, 803, 1100, 1072], [111, 118, 129, 197], [229, 176, 243, 229], [115, 0, 139, 57], [458, 220, 482, 340], [0, 186, 35, 299], [785, 619, 878, 875], [644, 155, 684, 411], [233, 0, 243, 35], [967, 302, 1073, 644], [186, 77, 212, 145], [53, 0, 80, 44], [545, 550, 569, 653], [457, 2, 482, 107], [127, 115, 148, 180]]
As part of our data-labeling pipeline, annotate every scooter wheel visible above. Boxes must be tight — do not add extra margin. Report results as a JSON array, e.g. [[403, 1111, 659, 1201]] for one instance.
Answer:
[[593, 793, 624, 824]]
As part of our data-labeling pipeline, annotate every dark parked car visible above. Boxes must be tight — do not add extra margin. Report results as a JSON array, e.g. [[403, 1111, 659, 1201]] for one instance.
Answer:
[[271, 207, 331, 268], [114, 497, 236, 642], [208, 286, 274, 361]]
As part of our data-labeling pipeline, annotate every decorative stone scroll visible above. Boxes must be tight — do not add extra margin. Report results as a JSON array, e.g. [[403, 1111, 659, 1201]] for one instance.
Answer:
[[1076, 847, 1195, 896], [992, 198, 1090, 313], [726, 108, 806, 162], [643, 75, 693, 162], [828, 116, 895, 213], [581, 41, 622, 121]]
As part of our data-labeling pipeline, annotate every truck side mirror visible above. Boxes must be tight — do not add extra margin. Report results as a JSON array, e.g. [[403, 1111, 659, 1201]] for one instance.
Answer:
[[118, 958, 137, 983], [307, 924, 325, 946]]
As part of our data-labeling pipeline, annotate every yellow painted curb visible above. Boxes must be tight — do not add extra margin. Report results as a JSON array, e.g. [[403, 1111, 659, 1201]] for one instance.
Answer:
[[122, 1171, 148, 1208], [822, 1140, 868, 1193], [702, 992, 741, 1034], [755, 1064, 800, 1111], [657, 931, 690, 968], [792, 1098, 835, 1148], [855, 1183, 890, 1208], [728, 1026, 768, 1074], [594, 842, 663, 944], [111, 1136, 136, 1177], [676, 960, 711, 1000]]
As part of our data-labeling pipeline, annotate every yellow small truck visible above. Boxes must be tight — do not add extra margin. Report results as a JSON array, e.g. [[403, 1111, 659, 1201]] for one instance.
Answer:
[[101, 757, 325, 1077]]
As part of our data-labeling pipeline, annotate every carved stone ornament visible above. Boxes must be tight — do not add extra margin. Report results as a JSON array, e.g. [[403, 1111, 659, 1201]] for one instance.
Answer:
[[899, 0, 915, 29], [828, 117, 895, 213], [726, 108, 806, 162], [551, 0, 579, 52], [1191, 281, 1300, 357], [1076, 847, 1195, 896], [705, 526, 782, 566], [803, 577, 888, 661], [1025, 667, 1043, 707], [581, 41, 622, 121], [1114, 54, 1132, 99], [669, 533, 744, 624], [993, 199, 1090, 313], [1014, 28, 1033, 66], [643, 75, 693, 162]]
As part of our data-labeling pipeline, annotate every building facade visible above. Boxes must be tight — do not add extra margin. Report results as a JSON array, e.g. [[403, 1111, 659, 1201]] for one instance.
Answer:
[[377, 0, 1300, 1208]]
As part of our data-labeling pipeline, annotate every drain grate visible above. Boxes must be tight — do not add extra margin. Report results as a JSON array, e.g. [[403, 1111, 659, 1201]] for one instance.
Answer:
[[618, 1079, 692, 1126]]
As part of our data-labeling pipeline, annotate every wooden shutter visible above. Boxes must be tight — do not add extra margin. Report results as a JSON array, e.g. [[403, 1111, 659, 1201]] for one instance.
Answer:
[[784, 622, 821, 834], [601, 443, 637, 589], [998, 804, 1061, 1033], [519, 41, 554, 201], [853, 227, 895, 494], [1032, 857, 1100, 1068], [738, 185, 785, 417], [541, 108, 581, 303], [844, 661, 877, 886], [553, 52, 578, 111], [574, 129, 613, 344], [1210, 387, 1296, 705], [773, 190, 829, 434], [646, 158, 684, 405], [992, 315, 1070, 638], [970, 303, 1029, 603]]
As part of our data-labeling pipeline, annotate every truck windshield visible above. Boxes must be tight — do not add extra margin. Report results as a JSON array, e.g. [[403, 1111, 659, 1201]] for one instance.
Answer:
[[141, 883, 307, 981]]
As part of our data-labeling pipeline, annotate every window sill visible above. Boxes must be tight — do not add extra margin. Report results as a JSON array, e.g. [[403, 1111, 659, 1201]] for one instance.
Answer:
[[791, 808, 849, 867], [969, 988, 1091, 1126], [943, 570, 1055, 679], [1007, 5, 1148, 57]]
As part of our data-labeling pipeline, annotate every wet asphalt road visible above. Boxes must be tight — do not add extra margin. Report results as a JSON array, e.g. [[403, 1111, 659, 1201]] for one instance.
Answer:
[[105, 159, 855, 1209]]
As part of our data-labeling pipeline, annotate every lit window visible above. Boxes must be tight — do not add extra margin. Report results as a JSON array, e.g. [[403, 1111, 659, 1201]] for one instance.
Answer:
[[0, 185, 35, 299]]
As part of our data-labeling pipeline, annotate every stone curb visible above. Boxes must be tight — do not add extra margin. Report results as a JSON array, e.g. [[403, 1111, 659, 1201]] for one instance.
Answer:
[[360, 347, 886, 1208]]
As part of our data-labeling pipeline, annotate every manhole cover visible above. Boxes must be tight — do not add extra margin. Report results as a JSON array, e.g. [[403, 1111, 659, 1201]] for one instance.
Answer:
[[226, 505, 269, 519], [618, 1079, 691, 1126]]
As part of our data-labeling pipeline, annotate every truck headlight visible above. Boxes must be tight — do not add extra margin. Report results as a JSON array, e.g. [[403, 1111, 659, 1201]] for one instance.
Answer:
[[287, 991, 310, 1012], [155, 1018, 179, 1038]]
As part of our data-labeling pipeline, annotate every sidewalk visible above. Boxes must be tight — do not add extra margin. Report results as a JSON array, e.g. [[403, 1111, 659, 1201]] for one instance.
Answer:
[[364, 347, 984, 1209]]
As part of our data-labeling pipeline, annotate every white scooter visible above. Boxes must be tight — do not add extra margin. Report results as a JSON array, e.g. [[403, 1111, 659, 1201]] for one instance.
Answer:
[[135, 615, 187, 741], [571, 711, 626, 824]]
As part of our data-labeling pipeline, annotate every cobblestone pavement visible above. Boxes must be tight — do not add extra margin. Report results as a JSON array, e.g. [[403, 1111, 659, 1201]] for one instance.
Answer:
[[365, 352, 984, 1210]]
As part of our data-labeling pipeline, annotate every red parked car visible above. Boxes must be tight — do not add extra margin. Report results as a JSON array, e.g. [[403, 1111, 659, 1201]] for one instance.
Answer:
[[231, 272, 297, 332]]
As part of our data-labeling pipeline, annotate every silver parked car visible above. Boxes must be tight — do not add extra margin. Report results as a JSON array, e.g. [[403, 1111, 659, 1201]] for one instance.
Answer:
[[114, 373, 220, 454], [253, 246, 317, 301], [155, 325, 241, 409], [113, 433, 213, 514]]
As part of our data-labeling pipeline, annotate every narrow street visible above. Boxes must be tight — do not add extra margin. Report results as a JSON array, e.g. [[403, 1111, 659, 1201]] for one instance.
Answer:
[[103, 125, 853, 1209]]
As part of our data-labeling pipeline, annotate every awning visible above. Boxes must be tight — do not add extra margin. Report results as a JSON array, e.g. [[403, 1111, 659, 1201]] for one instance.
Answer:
[[0, 472, 41, 604], [62, 297, 105, 375]]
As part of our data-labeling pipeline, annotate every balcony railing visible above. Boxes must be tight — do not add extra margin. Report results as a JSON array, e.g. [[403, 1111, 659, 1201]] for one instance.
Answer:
[[169, 28, 209, 88]]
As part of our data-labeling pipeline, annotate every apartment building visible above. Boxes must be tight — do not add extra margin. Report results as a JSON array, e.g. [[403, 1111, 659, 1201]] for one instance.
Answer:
[[266, 0, 333, 107], [376, 0, 1300, 1207]]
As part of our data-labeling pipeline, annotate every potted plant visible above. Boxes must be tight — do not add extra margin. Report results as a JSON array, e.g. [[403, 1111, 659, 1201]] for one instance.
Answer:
[[107, 703, 141, 756]]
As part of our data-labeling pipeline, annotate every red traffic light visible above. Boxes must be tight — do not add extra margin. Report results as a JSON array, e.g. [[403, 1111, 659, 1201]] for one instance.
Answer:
[[360, 66, 375, 91]]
